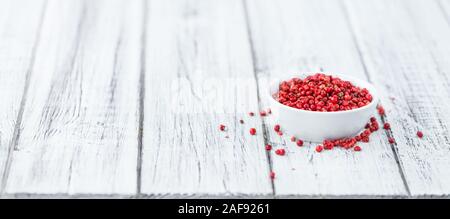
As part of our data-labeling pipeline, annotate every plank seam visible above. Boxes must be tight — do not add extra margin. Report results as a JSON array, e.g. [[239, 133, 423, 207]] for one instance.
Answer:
[[242, 0, 275, 196], [136, 0, 148, 195], [436, 0, 450, 27], [0, 0, 48, 194], [339, 0, 411, 196]]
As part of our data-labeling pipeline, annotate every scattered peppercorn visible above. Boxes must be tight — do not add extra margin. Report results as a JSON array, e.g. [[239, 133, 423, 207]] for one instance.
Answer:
[[267, 108, 272, 114], [260, 111, 267, 117], [296, 139, 303, 147], [377, 105, 385, 116], [275, 149, 286, 156], [354, 146, 361, 151], [315, 145, 324, 152], [274, 124, 281, 132], [383, 123, 391, 130], [417, 131, 423, 138], [239, 119, 244, 124], [270, 171, 275, 179], [249, 112, 255, 116], [277, 131, 283, 136], [388, 137, 396, 144], [290, 136, 296, 142], [249, 128, 256, 135], [265, 144, 272, 151], [219, 124, 226, 131], [276, 73, 373, 112]]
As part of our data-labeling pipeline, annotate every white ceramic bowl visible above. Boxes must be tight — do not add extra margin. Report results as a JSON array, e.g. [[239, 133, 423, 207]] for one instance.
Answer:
[[268, 73, 379, 142]]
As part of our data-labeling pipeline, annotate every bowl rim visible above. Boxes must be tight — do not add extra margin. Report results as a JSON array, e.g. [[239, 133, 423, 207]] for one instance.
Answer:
[[268, 72, 379, 115]]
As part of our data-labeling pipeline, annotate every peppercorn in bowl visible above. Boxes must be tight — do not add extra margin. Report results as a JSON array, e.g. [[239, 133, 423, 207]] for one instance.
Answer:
[[268, 73, 379, 142]]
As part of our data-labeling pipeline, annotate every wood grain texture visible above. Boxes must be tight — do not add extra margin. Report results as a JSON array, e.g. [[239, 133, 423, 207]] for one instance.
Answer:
[[0, 0, 46, 191], [0, 0, 448, 197], [438, 0, 450, 23], [344, 0, 450, 196], [245, 0, 407, 196], [4, 0, 142, 194], [141, 0, 273, 196]]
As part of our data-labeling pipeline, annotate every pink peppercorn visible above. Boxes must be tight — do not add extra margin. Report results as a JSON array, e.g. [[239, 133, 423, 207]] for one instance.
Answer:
[[275, 149, 286, 156], [354, 146, 361, 151], [265, 144, 272, 151], [260, 111, 267, 116], [417, 131, 423, 138], [270, 171, 275, 179], [290, 136, 296, 142], [388, 137, 395, 144], [296, 139, 304, 147], [219, 124, 226, 131], [274, 124, 281, 132], [361, 136, 369, 143], [249, 112, 255, 116], [276, 73, 373, 112], [315, 145, 323, 153], [277, 131, 283, 136], [377, 105, 385, 116], [249, 128, 256, 135], [383, 123, 391, 130]]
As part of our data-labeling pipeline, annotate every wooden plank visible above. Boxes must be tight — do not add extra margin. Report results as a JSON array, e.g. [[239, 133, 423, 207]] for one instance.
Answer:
[[438, 0, 450, 22], [344, 0, 450, 196], [141, 0, 273, 196], [4, 0, 142, 194], [245, 0, 407, 196], [0, 0, 46, 191]]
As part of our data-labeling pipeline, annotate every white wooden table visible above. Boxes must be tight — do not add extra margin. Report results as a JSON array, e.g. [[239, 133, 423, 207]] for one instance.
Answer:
[[0, 0, 449, 198]]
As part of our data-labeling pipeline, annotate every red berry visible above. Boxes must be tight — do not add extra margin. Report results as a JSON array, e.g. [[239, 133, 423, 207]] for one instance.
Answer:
[[296, 139, 304, 147], [383, 123, 391, 130], [370, 124, 379, 132], [275, 149, 286, 156], [249, 112, 255, 116], [269, 171, 275, 179], [361, 136, 369, 142], [274, 124, 281, 132], [249, 128, 256, 135], [388, 137, 395, 144], [290, 136, 296, 142], [354, 146, 361, 151], [377, 105, 385, 116], [417, 131, 423, 138], [315, 145, 323, 153], [265, 144, 272, 151], [276, 73, 373, 112], [219, 124, 226, 131]]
